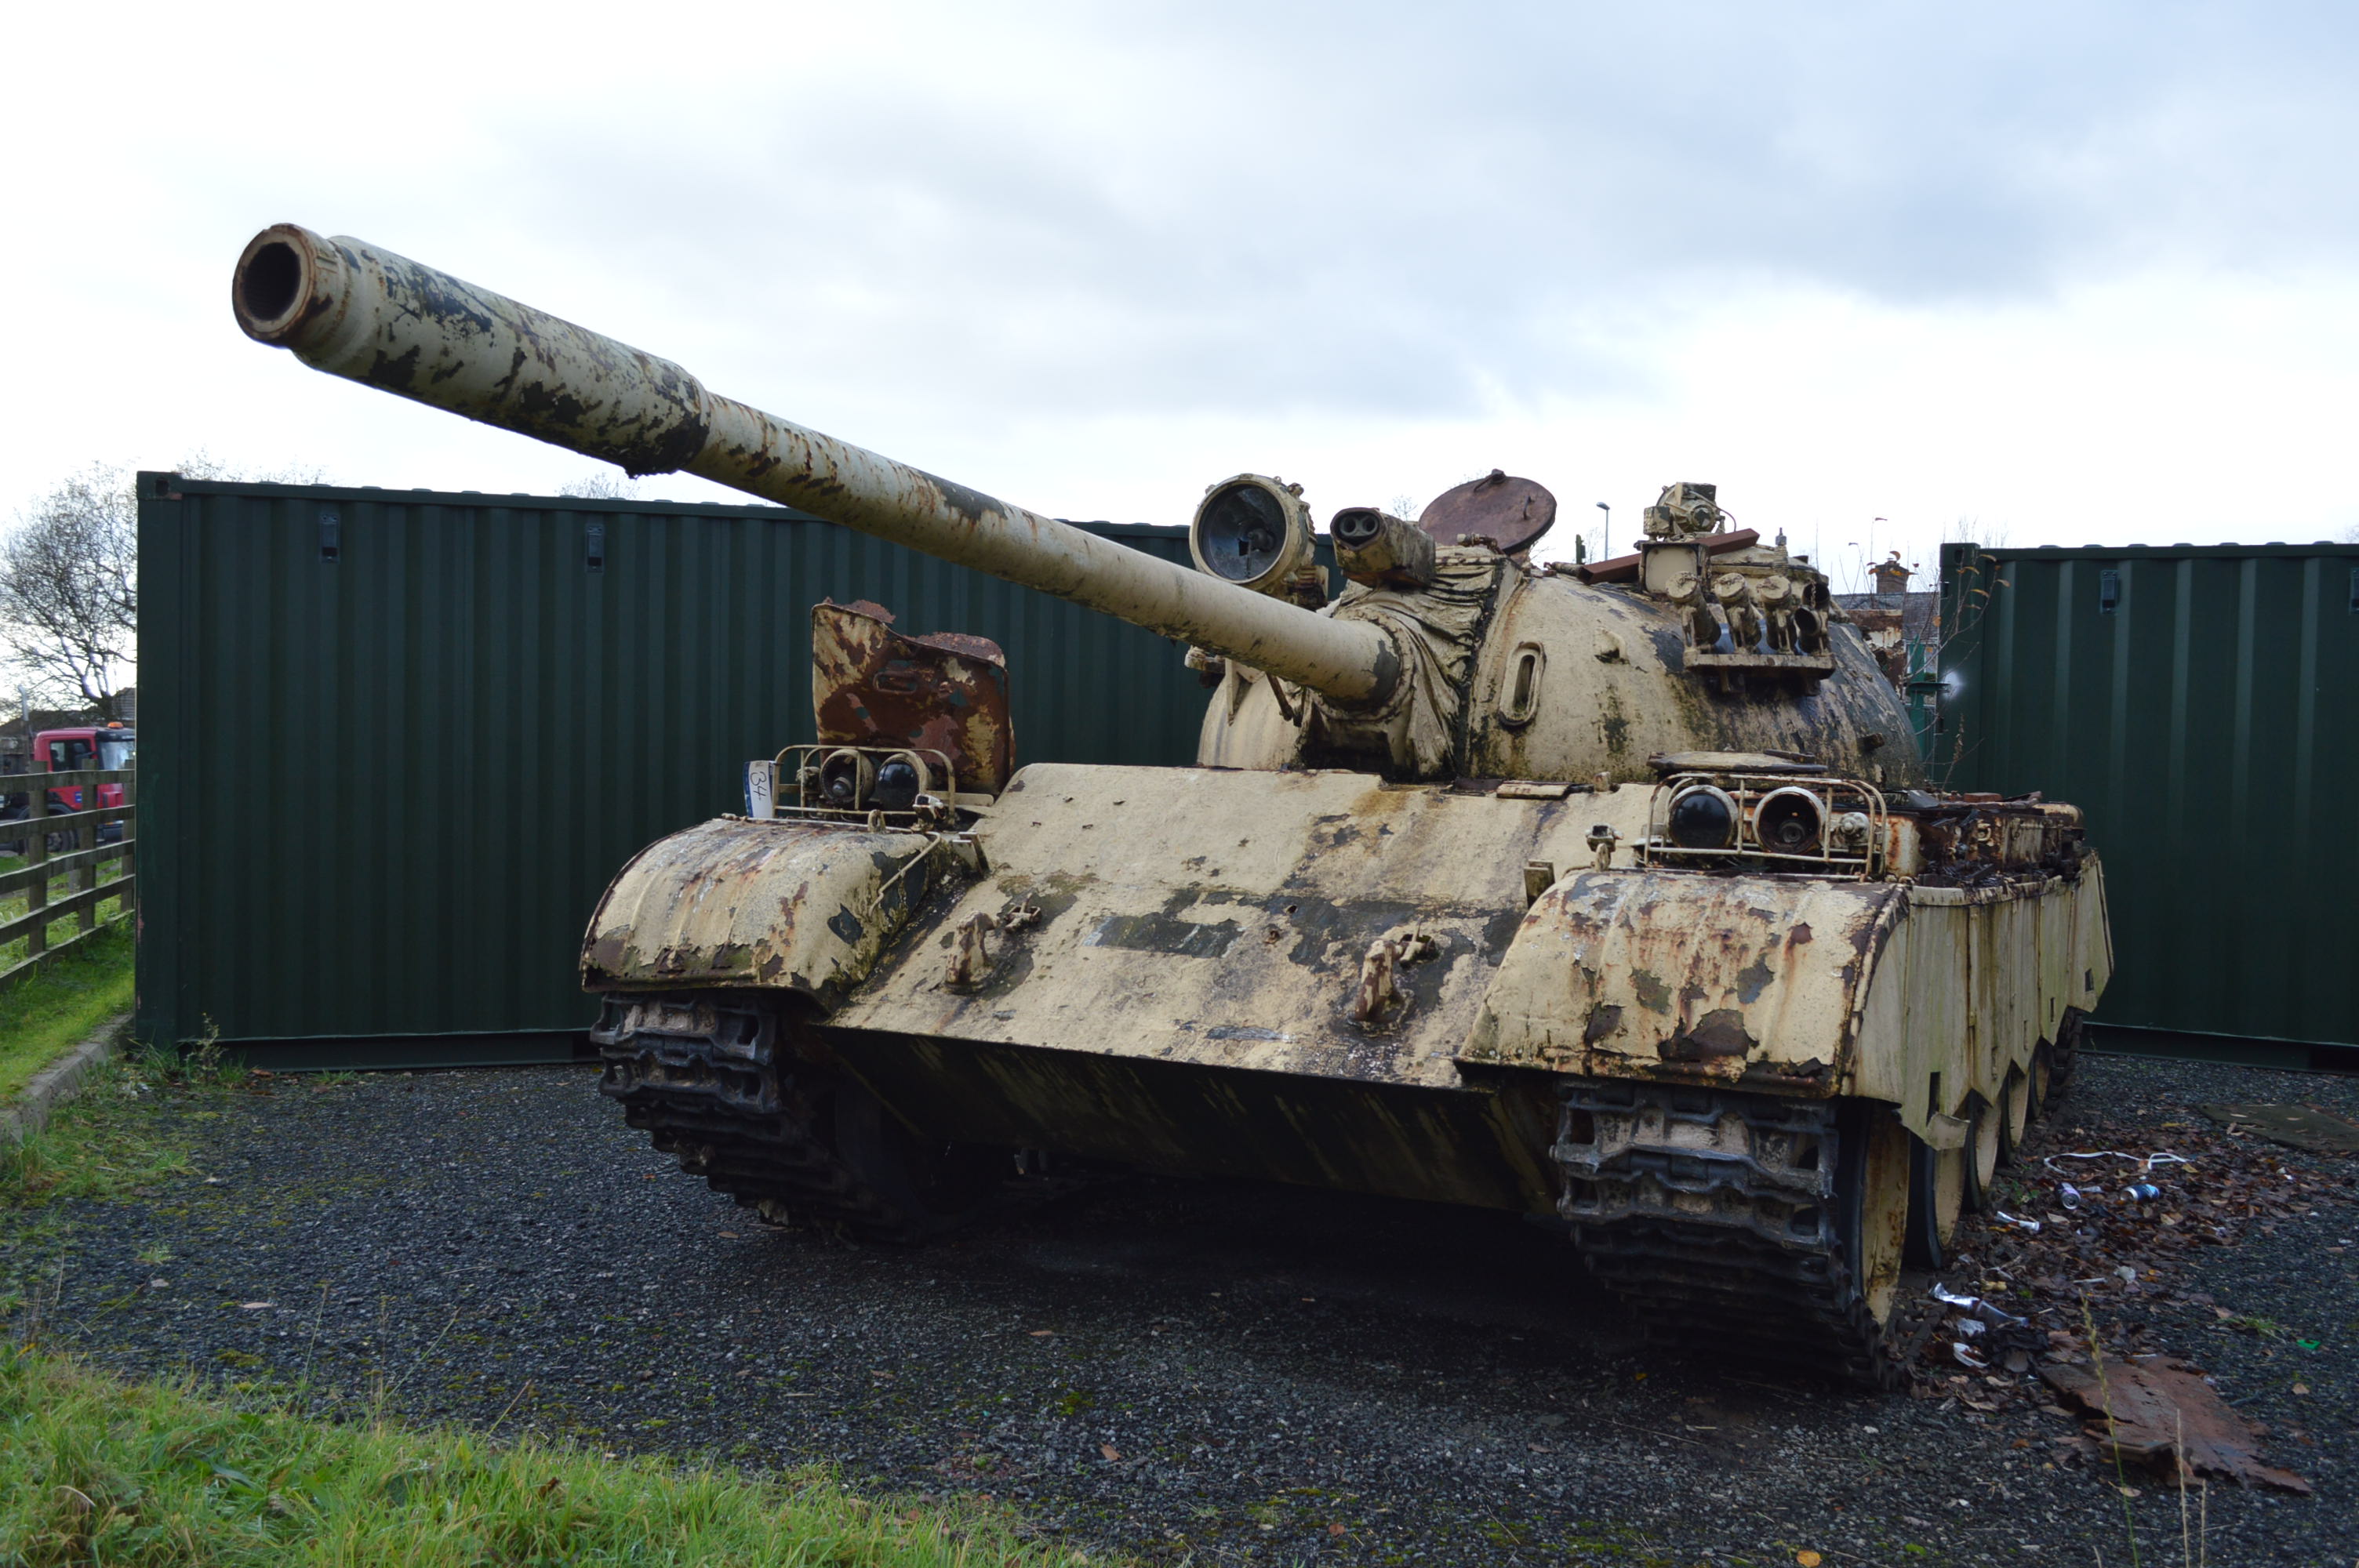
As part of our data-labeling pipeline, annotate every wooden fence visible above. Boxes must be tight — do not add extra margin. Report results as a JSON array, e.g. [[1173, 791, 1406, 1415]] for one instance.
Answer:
[[0, 768, 134, 985]]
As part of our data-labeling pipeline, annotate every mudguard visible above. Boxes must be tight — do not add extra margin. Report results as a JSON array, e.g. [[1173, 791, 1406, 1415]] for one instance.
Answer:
[[580, 818, 937, 1004], [1461, 872, 1903, 1091], [1463, 858, 2112, 1144]]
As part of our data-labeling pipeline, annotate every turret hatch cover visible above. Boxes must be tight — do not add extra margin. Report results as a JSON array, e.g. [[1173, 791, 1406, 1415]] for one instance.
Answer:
[[1418, 470, 1556, 555]]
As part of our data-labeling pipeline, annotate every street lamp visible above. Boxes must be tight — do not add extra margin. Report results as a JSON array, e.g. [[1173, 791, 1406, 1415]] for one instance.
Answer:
[[1594, 502, 1610, 565]]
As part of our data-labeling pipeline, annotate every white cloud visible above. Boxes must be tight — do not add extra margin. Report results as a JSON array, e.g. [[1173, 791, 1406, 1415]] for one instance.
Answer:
[[4, 0, 2357, 573]]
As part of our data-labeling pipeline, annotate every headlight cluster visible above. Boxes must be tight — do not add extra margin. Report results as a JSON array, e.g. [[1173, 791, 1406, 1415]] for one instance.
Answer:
[[1652, 773, 1883, 872]]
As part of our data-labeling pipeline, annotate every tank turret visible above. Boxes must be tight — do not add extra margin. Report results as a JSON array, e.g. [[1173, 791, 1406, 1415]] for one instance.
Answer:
[[232, 224, 1917, 788]]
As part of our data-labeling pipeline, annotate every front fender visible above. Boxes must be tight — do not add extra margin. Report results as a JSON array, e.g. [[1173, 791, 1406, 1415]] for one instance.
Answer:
[[580, 818, 937, 1007], [1460, 870, 1905, 1093]]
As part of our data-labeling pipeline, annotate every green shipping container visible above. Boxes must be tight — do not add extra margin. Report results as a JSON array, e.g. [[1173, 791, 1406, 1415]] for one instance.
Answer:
[[136, 474, 1218, 1064], [1935, 539, 2359, 1068]]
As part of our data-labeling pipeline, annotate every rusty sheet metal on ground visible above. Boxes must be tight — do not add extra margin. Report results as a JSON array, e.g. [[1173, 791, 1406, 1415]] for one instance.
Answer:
[[2037, 1355, 2312, 1494], [812, 600, 1015, 795], [2200, 1103, 2359, 1154]]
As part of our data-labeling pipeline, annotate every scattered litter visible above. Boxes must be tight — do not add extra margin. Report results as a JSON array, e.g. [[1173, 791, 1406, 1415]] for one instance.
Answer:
[[2059, 1183, 2085, 1210], [2038, 1355, 2311, 1494], [1930, 1285, 2027, 1328], [1952, 1341, 1990, 1370], [2125, 1183, 2161, 1202], [1992, 1210, 2042, 1232], [2200, 1103, 2359, 1154], [2043, 1150, 2192, 1174]]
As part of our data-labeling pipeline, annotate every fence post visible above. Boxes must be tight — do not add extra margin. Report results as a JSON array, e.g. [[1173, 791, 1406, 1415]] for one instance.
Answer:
[[24, 777, 47, 960], [75, 782, 96, 936], [118, 773, 135, 924]]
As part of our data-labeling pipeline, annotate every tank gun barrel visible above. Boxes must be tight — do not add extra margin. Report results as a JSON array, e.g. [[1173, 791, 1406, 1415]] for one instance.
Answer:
[[230, 225, 1397, 706]]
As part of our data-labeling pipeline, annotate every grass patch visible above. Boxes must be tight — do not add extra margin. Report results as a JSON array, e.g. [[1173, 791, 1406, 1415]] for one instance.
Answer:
[[0, 920, 133, 1102], [0, 1346, 1103, 1566], [1, 1046, 199, 1214], [0, 1069, 190, 1210]]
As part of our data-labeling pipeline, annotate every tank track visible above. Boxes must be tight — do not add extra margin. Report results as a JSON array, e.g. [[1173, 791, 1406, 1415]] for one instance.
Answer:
[[1554, 1081, 1928, 1387], [591, 994, 921, 1239]]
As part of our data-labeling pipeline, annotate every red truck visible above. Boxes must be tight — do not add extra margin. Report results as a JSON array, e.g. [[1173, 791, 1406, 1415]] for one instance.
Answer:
[[35, 723, 134, 843]]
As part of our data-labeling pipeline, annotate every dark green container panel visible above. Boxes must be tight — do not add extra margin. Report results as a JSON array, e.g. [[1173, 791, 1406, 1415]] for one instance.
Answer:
[[1936, 540, 2359, 1051], [136, 476, 1216, 1048]]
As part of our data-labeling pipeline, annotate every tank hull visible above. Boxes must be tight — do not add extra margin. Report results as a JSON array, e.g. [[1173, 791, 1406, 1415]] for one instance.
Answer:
[[589, 763, 2106, 1210]]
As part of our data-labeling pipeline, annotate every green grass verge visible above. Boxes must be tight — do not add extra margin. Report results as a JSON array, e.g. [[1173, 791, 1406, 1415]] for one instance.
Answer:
[[0, 1347, 1103, 1567], [0, 1057, 191, 1211], [0, 920, 133, 1103]]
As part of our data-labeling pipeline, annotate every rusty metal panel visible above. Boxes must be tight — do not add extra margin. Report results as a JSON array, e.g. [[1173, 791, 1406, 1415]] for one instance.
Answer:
[[810, 600, 1014, 795], [134, 474, 1209, 1054], [1936, 539, 2359, 1054]]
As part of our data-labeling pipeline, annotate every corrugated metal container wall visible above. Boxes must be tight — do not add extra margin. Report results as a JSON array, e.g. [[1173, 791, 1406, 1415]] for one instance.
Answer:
[[136, 475, 1217, 1054], [1936, 540, 2359, 1054]]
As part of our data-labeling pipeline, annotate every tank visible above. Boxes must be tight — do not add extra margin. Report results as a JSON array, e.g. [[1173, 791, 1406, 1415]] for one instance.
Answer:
[[232, 225, 2111, 1384]]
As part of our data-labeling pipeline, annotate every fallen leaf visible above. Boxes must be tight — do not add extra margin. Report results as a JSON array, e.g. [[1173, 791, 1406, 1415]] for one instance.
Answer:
[[239, 1301, 273, 1310], [1797, 1552, 1823, 1567], [2291, 1382, 2310, 1396], [1328, 1523, 1347, 1537], [1100, 1445, 1119, 1461], [1027, 1330, 1054, 1338], [718, 1231, 740, 1239]]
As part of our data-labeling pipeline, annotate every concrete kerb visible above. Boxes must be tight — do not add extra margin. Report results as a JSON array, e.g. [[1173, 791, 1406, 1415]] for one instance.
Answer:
[[1, 1013, 132, 1145]]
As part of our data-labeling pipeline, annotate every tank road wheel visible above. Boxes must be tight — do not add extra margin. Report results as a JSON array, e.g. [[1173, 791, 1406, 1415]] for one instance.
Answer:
[[1997, 1067, 2032, 1167], [2028, 1043, 2055, 1121], [591, 993, 998, 1242], [1906, 1135, 1966, 1269], [1961, 1094, 2002, 1211], [2048, 1007, 2086, 1091]]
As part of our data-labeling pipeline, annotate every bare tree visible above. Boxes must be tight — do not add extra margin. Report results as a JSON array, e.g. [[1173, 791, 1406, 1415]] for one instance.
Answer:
[[0, 464, 137, 719], [560, 470, 642, 500], [0, 456, 328, 720]]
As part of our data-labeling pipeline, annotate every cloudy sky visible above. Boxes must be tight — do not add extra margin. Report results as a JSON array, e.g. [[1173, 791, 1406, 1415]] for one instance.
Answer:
[[6, 1, 2356, 585]]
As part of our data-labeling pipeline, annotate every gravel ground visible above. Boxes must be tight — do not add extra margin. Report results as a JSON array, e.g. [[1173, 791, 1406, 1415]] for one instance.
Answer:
[[9, 1052, 2353, 1566]]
